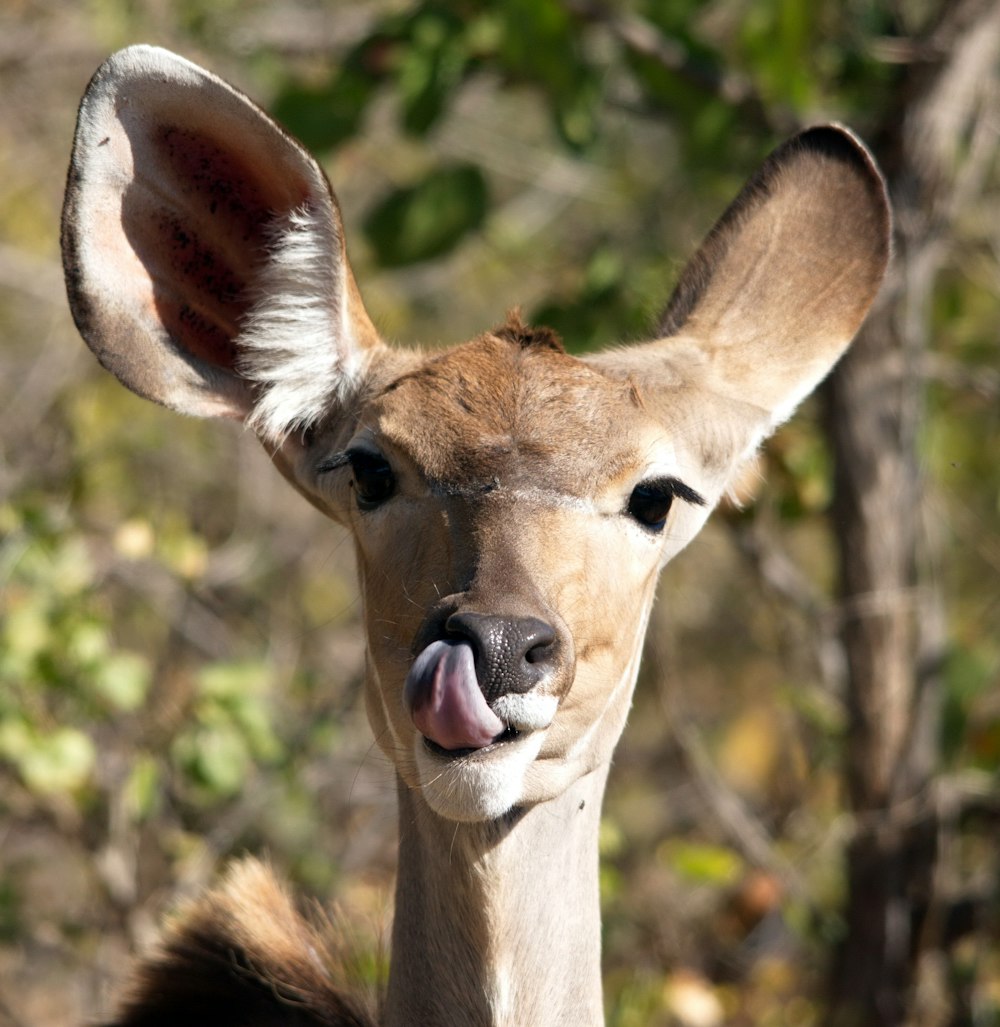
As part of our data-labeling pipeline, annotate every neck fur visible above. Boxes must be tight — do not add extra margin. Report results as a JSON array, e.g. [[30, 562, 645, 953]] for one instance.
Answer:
[[384, 764, 610, 1027]]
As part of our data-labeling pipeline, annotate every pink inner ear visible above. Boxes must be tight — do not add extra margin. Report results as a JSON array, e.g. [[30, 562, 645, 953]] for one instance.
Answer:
[[119, 121, 311, 372]]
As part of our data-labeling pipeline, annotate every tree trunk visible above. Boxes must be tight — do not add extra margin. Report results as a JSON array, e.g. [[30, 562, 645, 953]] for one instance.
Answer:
[[823, 288, 939, 1025], [823, 2, 1000, 1022]]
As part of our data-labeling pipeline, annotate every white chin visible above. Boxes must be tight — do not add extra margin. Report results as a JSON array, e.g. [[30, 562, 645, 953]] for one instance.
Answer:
[[413, 731, 545, 822]]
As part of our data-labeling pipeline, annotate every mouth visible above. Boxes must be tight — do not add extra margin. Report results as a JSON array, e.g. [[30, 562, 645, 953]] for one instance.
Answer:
[[403, 639, 505, 753], [404, 638, 557, 763], [408, 681, 556, 822], [422, 723, 523, 760]]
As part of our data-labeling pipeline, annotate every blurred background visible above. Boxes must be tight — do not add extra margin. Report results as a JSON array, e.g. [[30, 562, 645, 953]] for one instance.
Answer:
[[1, 1, 998, 1024]]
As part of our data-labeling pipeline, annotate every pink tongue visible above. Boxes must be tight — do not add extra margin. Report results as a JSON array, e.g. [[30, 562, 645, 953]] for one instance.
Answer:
[[403, 640, 504, 752]]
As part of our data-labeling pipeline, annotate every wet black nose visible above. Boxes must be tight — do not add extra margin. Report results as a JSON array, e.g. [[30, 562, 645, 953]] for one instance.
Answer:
[[446, 612, 559, 700]]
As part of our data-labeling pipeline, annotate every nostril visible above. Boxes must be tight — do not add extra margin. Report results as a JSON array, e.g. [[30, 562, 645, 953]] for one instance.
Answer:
[[524, 638, 555, 667], [445, 612, 561, 698]]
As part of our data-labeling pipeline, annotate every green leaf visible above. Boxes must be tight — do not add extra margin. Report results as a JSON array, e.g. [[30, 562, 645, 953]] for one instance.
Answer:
[[18, 727, 96, 795], [658, 839, 744, 886], [0, 717, 31, 762], [942, 644, 999, 764], [94, 651, 151, 712], [1, 600, 50, 672], [124, 754, 161, 822], [364, 165, 488, 266], [739, 0, 817, 111], [532, 247, 650, 352], [174, 723, 250, 798], [68, 620, 109, 667], [229, 697, 282, 763], [395, 8, 469, 136], [552, 84, 599, 151], [198, 660, 269, 700], [495, 0, 600, 150], [271, 65, 377, 154]]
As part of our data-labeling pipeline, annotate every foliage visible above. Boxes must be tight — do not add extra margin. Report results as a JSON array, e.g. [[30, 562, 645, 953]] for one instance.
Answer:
[[364, 163, 489, 266], [1, 0, 998, 1024]]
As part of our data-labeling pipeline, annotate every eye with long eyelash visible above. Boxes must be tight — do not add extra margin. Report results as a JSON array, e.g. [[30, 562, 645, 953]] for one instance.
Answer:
[[318, 449, 396, 510], [627, 477, 705, 532], [316, 452, 350, 475]]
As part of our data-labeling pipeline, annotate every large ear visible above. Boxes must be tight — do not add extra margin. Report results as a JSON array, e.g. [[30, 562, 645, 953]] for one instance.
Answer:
[[61, 45, 380, 440], [591, 125, 890, 441]]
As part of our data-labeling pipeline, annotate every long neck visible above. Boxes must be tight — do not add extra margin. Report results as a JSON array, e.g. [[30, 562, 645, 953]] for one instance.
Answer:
[[383, 764, 610, 1027]]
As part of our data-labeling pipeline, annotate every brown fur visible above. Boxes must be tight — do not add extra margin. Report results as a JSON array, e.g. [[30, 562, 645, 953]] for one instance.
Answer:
[[63, 48, 891, 1027], [491, 310, 565, 352], [102, 861, 374, 1027]]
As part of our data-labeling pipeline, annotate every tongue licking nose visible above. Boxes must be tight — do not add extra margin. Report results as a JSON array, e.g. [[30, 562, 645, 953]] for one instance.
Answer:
[[404, 640, 504, 752]]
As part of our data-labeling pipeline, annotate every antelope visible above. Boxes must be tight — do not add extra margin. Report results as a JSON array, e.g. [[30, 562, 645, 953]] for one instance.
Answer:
[[63, 46, 890, 1027]]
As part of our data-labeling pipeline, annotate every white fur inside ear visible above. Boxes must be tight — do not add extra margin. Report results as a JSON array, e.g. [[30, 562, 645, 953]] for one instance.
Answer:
[[238, 202, 368, 442]]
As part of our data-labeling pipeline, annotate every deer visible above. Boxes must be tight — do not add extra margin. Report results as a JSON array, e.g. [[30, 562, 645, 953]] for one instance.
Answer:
[[62, 45, 890, 1027]]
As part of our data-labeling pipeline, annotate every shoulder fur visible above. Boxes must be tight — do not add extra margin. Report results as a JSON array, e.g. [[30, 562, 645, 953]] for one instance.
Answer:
[[100, 859, 377, 1027]]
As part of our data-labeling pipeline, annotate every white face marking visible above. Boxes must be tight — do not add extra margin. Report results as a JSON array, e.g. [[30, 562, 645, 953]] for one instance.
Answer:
[[414, 731, 546, 822], [352, 408, 720, 823], [486, 485, 603, 514], [355, 438, 718, 822], [492, 692, 558, 733], [486, 962, 514, 1025]]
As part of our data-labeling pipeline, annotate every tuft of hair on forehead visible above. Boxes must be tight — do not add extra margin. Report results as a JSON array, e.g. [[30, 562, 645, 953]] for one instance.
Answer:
[[492, 310, 565, 353]]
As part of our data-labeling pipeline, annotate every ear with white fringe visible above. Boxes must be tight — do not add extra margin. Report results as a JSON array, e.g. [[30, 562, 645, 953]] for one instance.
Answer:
[[61, 45, 381, 442]]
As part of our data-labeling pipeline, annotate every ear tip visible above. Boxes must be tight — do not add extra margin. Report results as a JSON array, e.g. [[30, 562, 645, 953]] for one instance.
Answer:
[[656, 119, 893, 351], [770, 123, 893, 282], [795, 122, 876, 160], [795, 123, 884, 183], [788, 123, 892, 227], [97, 43, 188, 76], [86, 46, 220, 104]]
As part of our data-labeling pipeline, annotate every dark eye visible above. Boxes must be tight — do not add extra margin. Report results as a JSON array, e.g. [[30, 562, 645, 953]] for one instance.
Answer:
[[627, 477, 704, 532], [627, 482, 674, 531], [348, 450, 396, 510]]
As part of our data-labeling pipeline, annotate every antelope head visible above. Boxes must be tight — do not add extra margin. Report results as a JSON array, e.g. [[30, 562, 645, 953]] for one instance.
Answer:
[[63, 46, 890, 829]]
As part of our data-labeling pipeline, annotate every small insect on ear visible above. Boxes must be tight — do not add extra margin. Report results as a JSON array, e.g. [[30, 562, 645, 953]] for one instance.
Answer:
[[62, 45, 383, 440]]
